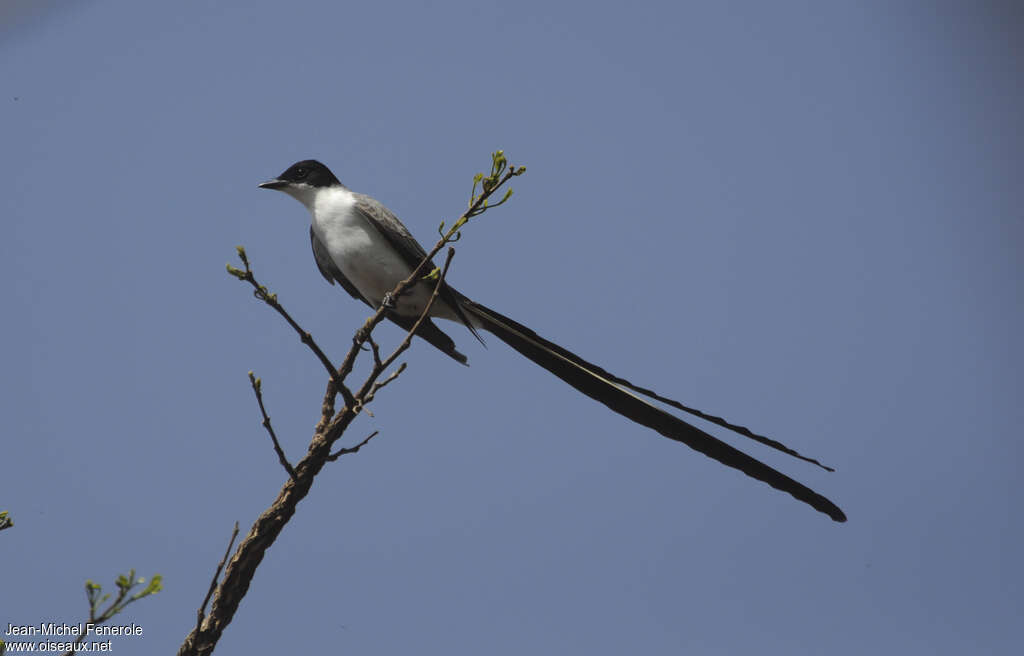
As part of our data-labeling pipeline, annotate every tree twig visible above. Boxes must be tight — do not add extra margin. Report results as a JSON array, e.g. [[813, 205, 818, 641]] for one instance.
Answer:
[[195, 523, 240, 638], [227, 247, 357, 410], [62, 570, 162, 656], [248, 373, 297, 480], [328, 431, 381, 460], [362, 363, 408, 406]]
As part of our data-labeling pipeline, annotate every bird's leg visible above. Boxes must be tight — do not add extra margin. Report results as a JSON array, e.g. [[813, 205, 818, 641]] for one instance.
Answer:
[[382, 278, 419, 309]]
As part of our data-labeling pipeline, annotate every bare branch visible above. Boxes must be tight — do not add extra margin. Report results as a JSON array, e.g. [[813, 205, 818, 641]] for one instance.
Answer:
[[362, 363, 408, 406], [248, 373, 297, 480], [227, 247, 353, 403], [368, 335, 383, 369], [327, 430, 381, 460], [195, 523, 240, 638], [317, 381, 337, 432]]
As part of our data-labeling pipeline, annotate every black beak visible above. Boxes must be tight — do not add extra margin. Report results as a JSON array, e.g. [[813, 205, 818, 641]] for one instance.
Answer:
[[258, 178, 288, 190]]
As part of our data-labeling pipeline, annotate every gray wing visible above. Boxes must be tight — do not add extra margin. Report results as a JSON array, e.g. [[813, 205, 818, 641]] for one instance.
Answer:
[[310, 226, 371, 306], [352, 193, 432, 264], [352, 194, 484, 344]]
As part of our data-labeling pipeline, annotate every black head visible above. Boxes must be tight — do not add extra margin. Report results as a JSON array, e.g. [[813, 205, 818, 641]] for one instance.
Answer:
[[258, 159, 341, 190]]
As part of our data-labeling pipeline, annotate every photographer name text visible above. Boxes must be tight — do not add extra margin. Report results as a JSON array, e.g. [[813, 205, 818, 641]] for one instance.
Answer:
[[5, 623, 143, 637]]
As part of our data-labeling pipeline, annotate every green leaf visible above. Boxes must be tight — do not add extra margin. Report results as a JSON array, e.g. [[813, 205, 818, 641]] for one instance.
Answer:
[[133, 574, 163, 599], [146, 574, 164, 595]]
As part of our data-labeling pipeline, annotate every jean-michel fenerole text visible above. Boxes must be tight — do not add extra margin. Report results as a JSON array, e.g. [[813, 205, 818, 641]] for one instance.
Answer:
[[5, 623, 143, 637]]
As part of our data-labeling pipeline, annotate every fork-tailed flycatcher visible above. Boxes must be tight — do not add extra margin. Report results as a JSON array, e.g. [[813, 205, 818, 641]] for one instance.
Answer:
[[259, 160, 846, 522]]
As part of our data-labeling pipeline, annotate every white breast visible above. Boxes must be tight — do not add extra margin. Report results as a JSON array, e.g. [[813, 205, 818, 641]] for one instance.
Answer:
[[307, 187, 453, 319]]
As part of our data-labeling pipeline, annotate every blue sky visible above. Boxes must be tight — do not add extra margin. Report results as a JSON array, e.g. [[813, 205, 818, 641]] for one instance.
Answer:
[[2, 1, 1021, 653]]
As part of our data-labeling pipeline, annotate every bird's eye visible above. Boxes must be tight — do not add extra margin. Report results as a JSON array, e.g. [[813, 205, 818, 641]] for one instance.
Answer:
[[294, 167, 308, 178]]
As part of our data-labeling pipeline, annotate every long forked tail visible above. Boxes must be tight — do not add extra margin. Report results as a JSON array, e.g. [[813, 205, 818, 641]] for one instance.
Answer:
[[461, 298, 846, 523]]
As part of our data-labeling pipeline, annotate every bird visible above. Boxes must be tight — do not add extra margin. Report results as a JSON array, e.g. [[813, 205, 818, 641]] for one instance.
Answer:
[[258, 159, 846, 522]]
